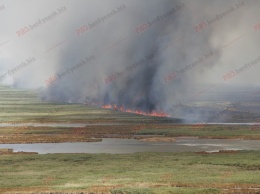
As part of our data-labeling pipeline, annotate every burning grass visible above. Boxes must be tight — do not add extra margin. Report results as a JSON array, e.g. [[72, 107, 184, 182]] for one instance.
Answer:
[[102, 104, 170, 117], [0, 85, 176, 124]]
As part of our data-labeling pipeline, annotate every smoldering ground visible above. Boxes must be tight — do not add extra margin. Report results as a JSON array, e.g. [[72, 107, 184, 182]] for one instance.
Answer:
[[1, 0, 260, 122]]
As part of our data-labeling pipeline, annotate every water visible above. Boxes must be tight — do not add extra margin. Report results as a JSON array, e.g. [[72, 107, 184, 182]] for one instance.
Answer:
[[0, 137, 259, 154]]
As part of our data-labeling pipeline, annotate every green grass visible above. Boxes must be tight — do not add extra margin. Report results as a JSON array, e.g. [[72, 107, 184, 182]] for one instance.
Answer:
[[137, 125, 260, 139], [0, 151, 259, 193]]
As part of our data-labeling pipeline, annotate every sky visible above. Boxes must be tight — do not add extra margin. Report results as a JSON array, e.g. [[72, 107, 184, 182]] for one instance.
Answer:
[[0, 0, 260, 118]]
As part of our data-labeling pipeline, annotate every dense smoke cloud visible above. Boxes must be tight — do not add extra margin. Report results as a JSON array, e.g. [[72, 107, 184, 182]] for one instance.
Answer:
[[0, 0, 260, 121]]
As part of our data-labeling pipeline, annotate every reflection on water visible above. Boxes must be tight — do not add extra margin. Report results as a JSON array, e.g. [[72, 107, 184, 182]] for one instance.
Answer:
[[0, 137, 259, 154]]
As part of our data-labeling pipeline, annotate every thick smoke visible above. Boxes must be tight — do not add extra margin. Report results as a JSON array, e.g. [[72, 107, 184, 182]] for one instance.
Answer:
[[1, 0, 260, 121]]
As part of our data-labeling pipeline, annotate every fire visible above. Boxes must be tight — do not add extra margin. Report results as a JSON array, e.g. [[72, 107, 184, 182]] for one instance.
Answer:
[[101, 104, 169, 117]]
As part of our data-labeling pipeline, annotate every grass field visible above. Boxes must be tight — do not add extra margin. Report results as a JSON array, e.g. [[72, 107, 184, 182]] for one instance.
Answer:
[[0, 151, 260, 193], [1, 85, 260, 144], [1, 124, 260, 144], [136, 125, 260, 140], [0, 85, 260, 193], [0, 85, 177, 124]]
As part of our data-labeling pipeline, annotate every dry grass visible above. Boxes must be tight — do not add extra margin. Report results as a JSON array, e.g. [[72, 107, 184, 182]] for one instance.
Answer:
[[139, 137, 176, 142]]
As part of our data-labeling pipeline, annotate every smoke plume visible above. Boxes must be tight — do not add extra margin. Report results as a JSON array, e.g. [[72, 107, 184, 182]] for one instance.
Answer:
[[1, 0, 260, 121]]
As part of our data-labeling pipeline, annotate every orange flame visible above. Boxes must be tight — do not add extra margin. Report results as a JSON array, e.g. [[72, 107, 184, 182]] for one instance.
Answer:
[[101, 104, 169, 117]]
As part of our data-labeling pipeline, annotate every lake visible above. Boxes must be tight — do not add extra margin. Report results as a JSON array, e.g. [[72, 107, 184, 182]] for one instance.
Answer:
[[0, 137, 259, 154]]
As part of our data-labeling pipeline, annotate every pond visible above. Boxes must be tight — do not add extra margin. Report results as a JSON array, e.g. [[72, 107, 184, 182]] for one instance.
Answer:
[[0, 137, 259, 154]]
